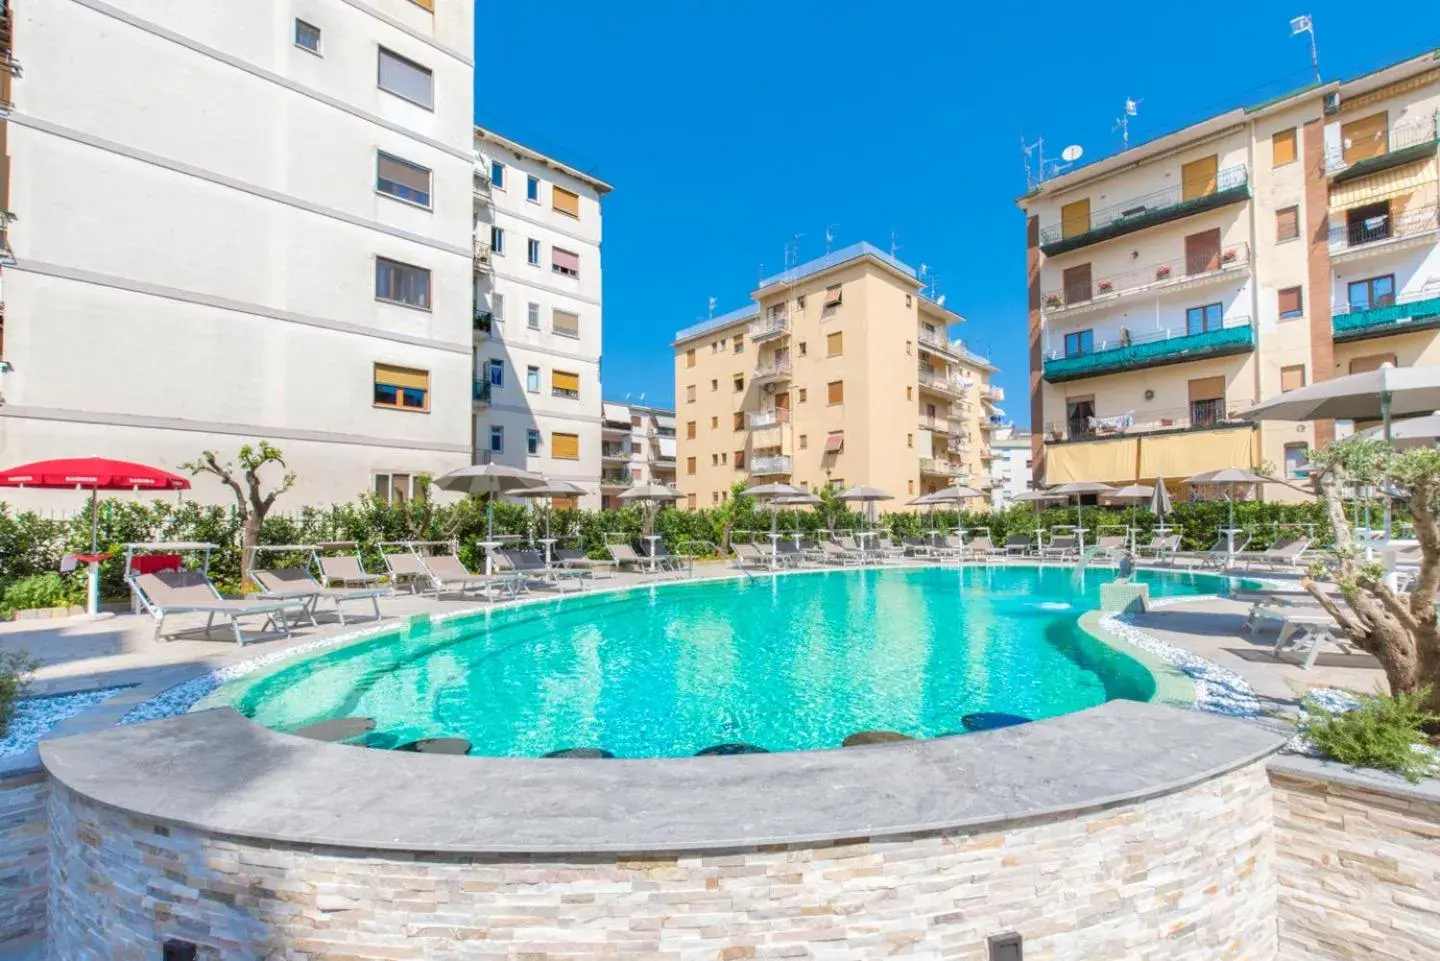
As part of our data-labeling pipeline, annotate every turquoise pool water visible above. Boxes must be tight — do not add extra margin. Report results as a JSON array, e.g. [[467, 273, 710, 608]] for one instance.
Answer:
[[205, 566, 1235, 758]]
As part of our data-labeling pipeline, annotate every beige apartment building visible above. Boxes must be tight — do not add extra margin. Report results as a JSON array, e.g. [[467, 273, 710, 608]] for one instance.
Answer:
[[1020, 49, 1439, 494], [672, 243, 999, 509], [600, 400, 676, 509]]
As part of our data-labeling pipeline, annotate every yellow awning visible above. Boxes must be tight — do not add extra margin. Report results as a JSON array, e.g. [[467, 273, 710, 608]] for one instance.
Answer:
[[1328, 158, 1437, 211], [552, 370, 580, 392], [1138, 428, 1257, 479], [1046, 438, 1139, 484], [374, 364, 428, 390]]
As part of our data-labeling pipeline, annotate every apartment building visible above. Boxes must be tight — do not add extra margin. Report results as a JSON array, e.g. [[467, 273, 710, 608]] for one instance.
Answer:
[[672, 243, 998, 509], [988, 429, 1035, 511], [1021, 49, 1440, 495], [471, 127, 611, 508], [599, 400, 676, 508], [0, 1, 477, 508]]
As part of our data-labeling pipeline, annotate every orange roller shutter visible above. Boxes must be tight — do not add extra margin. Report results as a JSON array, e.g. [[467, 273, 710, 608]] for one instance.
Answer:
[[1060, 198, 1090, 238], [1272, 128, 1297, 166], [552, 186, 580, 217], [551, 432, 579, 459], [1281, 365, 1306, 392], [1341, 112, 1388, 165], [1349, 353, 1396, 373], [1181, 155, 1218, 200], [826, 380, 844, 405], [552, 370, 580, 393], [1188, 376, 1226, 403], [374, 364, 429, 390]]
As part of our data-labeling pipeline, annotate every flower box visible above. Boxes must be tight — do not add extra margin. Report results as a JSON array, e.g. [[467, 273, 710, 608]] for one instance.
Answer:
[[1221, 248, 1237, 264], [1097, 281, 1114, 293], [1155, 265, 1172, 279], [1044, 293, 1063, 308]]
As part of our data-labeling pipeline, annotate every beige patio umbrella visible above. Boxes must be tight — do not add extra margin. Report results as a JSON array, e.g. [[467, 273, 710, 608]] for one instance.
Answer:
[[774, 491, 823, 545], [1104, 483, 1155, 551], [742, 482, 805, 557], [1358, 412, 1440, 448], [619, 483, 684, 538], [509, 480, 588, 563], [434, 463, 546, 571], [1241, 364, 1440, 441], [836, 485, 894, 535], [1185, 468, 1270, 561], [1049, 481, 1115, 552]]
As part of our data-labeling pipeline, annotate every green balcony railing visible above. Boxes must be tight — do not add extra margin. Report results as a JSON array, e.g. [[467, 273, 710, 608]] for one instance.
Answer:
[[473, 379, 492, 403], [1043, 319, 1255, 383], [1333, 295, 1440, 343]]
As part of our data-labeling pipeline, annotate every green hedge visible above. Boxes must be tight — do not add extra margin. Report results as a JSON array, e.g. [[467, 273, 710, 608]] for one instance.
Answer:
[[0, 485, 1366, 603]]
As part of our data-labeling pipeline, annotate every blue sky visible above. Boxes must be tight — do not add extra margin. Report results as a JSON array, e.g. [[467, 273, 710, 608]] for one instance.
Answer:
[[476, 1, 1439, 408]]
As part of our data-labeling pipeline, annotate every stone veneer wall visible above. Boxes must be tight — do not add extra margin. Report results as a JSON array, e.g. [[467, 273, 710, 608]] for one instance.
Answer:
[[46, 762, 1278, 961], [1272, 770, 1440, 961], [0, 769, 50, 945]]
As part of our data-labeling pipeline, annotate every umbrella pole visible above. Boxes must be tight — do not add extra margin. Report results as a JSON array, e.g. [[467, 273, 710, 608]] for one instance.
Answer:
[[1382, 389, 1394, 540], [485, 498, 495, 575], [89, 487, 99, 553]]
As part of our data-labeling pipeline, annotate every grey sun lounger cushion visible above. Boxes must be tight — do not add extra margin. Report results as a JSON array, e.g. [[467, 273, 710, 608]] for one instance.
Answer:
[[132, 571, 297, 646], [318, 555, 384, 587]]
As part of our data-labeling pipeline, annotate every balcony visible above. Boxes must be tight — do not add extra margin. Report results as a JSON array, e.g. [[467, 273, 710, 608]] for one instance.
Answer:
[[1039, 165, 1250, 256], [917, 329, 958, 360], [1042, 317, 1255, 383], [747, 408, 791, 429], [981, 385, 1005, 403], [749, 314, 790, 343], [947, 436, 972, 455], [472, 380, 492, 405], [1328, 205, 1438, 262], [753, 358, 793, 385], [600, 470, 632, 488], [1044, 396, 1256, 443], [473, 241, 493, 273], [1042, 244, 1252, 317], [749, 455, 792, 476], [919, 457, 966, 477], [1333, 291, 1440, 343], [473, 171, 492, 203], [601, 445, 630, 462], [1326, 112, 1439, 182], [918, 415, 952, 434], [473, 309, 494, 338], [917, 368, 962, 397]]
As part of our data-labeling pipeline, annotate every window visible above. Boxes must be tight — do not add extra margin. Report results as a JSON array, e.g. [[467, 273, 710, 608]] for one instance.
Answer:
[[733, 376, 744, 392], [906, 386, 913, 401], [687, 492, 697, 508], [823, 284, 843, 311], [492, 293, 505, 323], [798, 342, 808, 357], [375, 258, 431, 309], [1185, 303, 1223, 335], [720, 452, 727, 465], [733, 412, 745, 431], [734, 450, 745, 470], [826, 331, 843, 356], [552, 185, 580, 218], [376, 152, 431, 208], [686, 457, 697, 475], [827, 380, 844, 405], [547, 369, 579, 400], [373, 473, 424, 505], [1284, 443, 1307, 479], [527, 239, 541, 266], [733, 336, 744, 354], [377, 48, 433, 108], [686, 421, 697, 439], [1346, 200, 1392, 246], [1281, 365, 1307, 392], [527, 429, 541, 454], [1066, 397, 1095, 438], [1063, 330, 1093, 357], [491, 161, 506, 189], [906, 433, 913, 448], [1276, 206, 1299, 242], [1278, 286, 1304, 319], [824, 432, 844, 453], [526, 175, 540, 202], [1180, 154, 1218, 201], [799, 435, 808, 450], [1350, 353, 1397, 374], [1188, 377, 1226, 427], [797, 295, 806, 310], [710, 416, 719, 429], [491, 226, 506, 255], [1060, 198, 1091, 238], [373, 363, 429, 411], [1341, 111, 1389, 166], [526, 366, 540, 393], [489, 426, 504, 453], [710, 379, 718, 391], [294, 19, 321, 54], [527, 302, 540, 329], [552, 248, 580, 278], [798, 388, 808, 403], [1272, 128, 1297, 166], [685, 385, 696, 403], [1348, 274, 1395, 312], [685, 349, 696, 368], [482, 359, 504, 388], [552, 310, 580, 338], [551, 432, 579, 460]]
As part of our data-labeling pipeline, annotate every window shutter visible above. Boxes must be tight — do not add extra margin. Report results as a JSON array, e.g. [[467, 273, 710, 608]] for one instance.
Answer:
[[827, 380, 844, 404], [552, 186, 580, 217], [1060, 198, 1091, 238], [1180, 155, 1219, 200], [1276, 207, 1299, 241], [1341, 112, 1389, 165], [1272, 128, 1297, 166], [551, 432, 580, 459], [824, 285, 843, 307], [1281, 366, 1306, 392], [1349, 353, 1397, 373], [552, 370, 580, 392], [1187, 377, 1225, 403], [552, 310, 580, 337], [374, 364, 429, 390], [377, 48, 433, 107], [552, 248, 581, 273], [1278, 287, 1303, 317], [377, 153, 430, 193], [826, 331, 843, 356]]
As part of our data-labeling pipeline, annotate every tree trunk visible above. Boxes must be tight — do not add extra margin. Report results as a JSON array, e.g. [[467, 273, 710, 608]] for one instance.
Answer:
[[239, 511, 262, 573]]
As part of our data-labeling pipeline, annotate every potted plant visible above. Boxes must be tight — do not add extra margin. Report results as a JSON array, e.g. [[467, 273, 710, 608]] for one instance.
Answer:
[[1221, 248, 1237, 264], [1044, 293, 1063, 308], [1097, 280, 1114, 293], [1156, 264, 1171, 279]]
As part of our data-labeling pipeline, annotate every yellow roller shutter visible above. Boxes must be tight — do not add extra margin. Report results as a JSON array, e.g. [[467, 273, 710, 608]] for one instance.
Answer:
[[1272, 128, 1297, 166], [552, 432, 579, 460], [410, 0, 434, 9], [1138, 428, 1257, 479], [1341, 112, 1389, 165], [1181, 155, 1219, 201], [1060, 198, 1091, 238], [552, 186, 580, 218], [1045, 438, 1139, 484], [552, 370, 580, 392], [374, 363, 429, 390]]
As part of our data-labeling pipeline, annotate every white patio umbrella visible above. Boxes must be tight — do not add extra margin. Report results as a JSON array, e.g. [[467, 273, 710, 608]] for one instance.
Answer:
[[774, 491, 823, 544], [1358, 412, 1440, 448], [1185, 468, 1270, 561], [433, 463, 546, 572], [1049, 481, 1115, 553], [742, 482, 804, 558], [1241, 364, 1440, 442], [1104, 483, 1155, 551], [509, 480, 587, 564], [835, 485, 894, 534]]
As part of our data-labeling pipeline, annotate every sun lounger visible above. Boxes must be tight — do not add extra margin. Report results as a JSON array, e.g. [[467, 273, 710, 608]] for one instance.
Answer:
[[1095, 534, 1128, 552], [1181, 534, 1250, 570], [130, 571, 298, 646], [775, 540, 806, 567], [1003, 535, 1032, 557], [498, 549, 588, 591], [810, 540, 864, 566], [1234, 536, 1312, 572], [642, 541, 684, 573], [1244, 603, 1352, 669], [608, 542, 668, 573], [1040, 536, 1078, 561], [964, 535, 997, 560], [1136, 534, 1181, 563], [248, 567, 390, 626], [555, 547, 617, 576], [421, 553, 526, 599], [317, 553, 385, 589], [380, 551, 434, 594], [730, 541, 769, 570]]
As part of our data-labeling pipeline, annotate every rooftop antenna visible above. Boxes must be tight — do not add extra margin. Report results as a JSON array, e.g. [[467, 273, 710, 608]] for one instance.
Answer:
[[707, 296, 717, 319], [1290, 14, 1320, 83], [1023, 135, 1080, 189], [1113, 98, 1140, 150], [890, 230, 901, 259], [824, 224, 839, 253]]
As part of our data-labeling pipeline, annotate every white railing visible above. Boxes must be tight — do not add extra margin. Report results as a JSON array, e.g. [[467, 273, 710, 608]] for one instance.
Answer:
[[917, 330, 955, 355], [747, 408, 791, 429], [917, 369, 961, 394], [982, 385, 1005, 402], [749, 315, 789, 340], [473, 241, 493, 271], [749, 455, 792, 475], [919, 457, 965, 476], [754, 359, 793, 380]]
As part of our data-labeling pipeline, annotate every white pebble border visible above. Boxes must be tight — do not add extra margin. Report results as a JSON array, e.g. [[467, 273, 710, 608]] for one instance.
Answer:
[[1289, 687, 1439, 775], [0, 686, 129, 758]]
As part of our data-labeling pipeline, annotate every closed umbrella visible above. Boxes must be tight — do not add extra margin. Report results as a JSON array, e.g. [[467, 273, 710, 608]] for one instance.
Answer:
[[433, 463, 546, 572], [742, 482, 804, 560], [509, 480, 587, 565], [1050, 481, 1115, 553], [0, 457, 192, 617], [1185, 468, 1269, 562], [1149, 477, 1173, 531]]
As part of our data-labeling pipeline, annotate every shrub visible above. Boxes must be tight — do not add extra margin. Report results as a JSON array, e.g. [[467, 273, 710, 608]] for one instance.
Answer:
[[1, 572, 73, 616], [0, 650, 39, 739], [1299, 687, 1440, 783]]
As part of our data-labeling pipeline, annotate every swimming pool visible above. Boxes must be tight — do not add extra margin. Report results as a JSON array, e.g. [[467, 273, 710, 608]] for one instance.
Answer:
[[202, 566, 1236, 758]]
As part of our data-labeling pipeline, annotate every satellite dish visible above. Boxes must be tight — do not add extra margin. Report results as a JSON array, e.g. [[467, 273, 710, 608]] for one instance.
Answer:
[[937, 294, 947, 307], [1061, 145, 1084, 163]]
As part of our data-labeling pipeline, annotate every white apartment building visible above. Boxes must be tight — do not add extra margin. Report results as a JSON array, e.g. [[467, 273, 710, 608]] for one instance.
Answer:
[[0, 1, 477, 509], [600, 400, 676, 508], [472, 127, 610, 508], [988, 429, 1035, 511]]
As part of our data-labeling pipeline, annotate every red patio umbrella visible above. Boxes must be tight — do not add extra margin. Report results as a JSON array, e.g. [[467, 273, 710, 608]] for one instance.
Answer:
[[0, 457, 191, 617]]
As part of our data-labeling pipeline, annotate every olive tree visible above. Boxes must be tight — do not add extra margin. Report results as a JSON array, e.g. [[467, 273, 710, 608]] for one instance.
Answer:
[[1303, 437, 1440, 711], [183, 442, 296, 566]]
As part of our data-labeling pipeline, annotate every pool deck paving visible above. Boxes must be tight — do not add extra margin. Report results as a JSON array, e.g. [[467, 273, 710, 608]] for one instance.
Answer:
[[0, 559, 1389, 775]]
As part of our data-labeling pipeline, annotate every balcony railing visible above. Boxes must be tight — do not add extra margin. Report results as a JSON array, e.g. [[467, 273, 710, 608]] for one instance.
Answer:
[[747, 408, 791, 429], [473, 241, 493, 273], [1039, 164, 1251, 255], [749, 314, 789, 342], [918, 416, 952, 433], [473, 310, 493, 336], [1333, 291, 1440, 343], [552, 386, 580, 400], [601, 445, 629, 460], [982, 385, 1005, 402], [917, 329, 956, 357], [472, 380, 492, 404], [600, 470, 632, 486], [919, 457, 966, 477], [1044, 397, 1257, 442], [473, 171, 492, 200], [946, 437, 972, 454], [1043, 317, 1255, 383], [917, 368, 962, 395], [1042, 243, 1252, 313], [749, 455, 792, 476], [1326, 111, 1439, 181], [1327, 205, 1438, 256], [753, 359, 793, 382]]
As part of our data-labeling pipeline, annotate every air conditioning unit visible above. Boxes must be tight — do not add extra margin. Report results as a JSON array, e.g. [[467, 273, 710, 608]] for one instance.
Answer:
[[1323, 92, 1340, 116]]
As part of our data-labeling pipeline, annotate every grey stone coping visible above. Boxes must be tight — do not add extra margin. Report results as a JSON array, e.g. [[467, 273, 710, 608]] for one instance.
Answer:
[[39, 700, 1285, 856], [1268, 751, 1440, 804]]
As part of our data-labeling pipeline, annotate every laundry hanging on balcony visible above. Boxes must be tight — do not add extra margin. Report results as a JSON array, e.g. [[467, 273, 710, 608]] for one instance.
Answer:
[[1087, 411, 1135, 434]]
